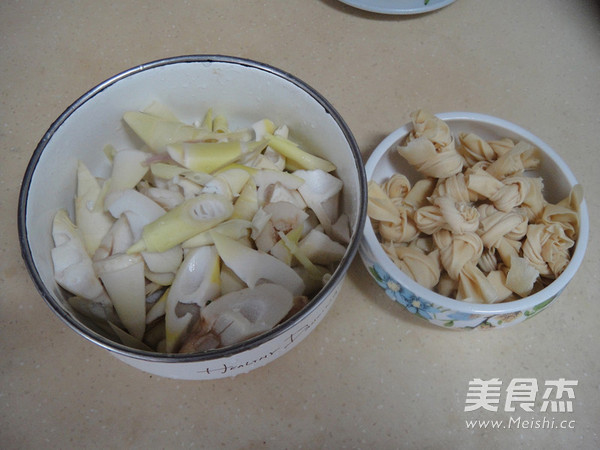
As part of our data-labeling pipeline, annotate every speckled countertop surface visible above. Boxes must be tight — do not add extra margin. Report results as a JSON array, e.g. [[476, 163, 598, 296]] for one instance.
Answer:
[[1, 1, 599, 448]]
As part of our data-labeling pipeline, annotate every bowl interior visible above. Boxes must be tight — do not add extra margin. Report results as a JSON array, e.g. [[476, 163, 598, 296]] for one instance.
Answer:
[[21, 56, 366, 357], [364, 112, 589, 314]]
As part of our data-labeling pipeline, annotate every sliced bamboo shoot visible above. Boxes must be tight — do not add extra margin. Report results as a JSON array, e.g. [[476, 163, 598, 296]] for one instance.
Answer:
[[211, 231, 305, 296], [265, 134, 336, 172], [179, 283, 294, 353], [94, 254, 146, 340], [75, 161, 114, 256], [123, 111, 204, 151], [107, 149, 150, 195], [165, 246, 220, 352], [181, 219, 251, 248], [51, 209, 108, 302], [128, 194, 233, 253]]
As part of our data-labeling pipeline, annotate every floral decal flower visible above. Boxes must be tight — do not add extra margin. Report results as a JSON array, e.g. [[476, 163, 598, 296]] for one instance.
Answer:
[[403, 295, 440, 320], [369, 264, 441, 321]]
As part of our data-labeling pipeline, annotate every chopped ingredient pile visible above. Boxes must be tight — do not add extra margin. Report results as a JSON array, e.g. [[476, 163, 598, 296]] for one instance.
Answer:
[[51, 103, 349, 353]]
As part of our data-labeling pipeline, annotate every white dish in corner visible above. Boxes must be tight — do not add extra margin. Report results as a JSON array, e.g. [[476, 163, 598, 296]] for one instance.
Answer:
[[338, 0, 456, 15]]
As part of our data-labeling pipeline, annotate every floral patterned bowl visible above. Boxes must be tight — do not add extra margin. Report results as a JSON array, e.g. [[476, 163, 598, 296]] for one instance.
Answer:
[[359, 112, 589, 329]]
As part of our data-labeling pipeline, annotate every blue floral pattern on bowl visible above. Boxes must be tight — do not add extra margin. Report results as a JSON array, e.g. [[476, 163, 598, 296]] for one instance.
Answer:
[[360, 246, 559, 329]]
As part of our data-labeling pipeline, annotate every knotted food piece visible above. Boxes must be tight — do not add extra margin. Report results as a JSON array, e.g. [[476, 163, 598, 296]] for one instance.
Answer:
[[496, 237, 522, 269], [431, 172, 478, 203], [456, 262, 501, 304], [465, 163, 504, 199], [520, 177, 546, 221], [397, 138, 464, 179], [486, 141, 540, 180], [505, 255, 540, 297], [489, 176, 531, 212], [368, 178, 419, 243], [467, 166, 533, 213], [477, 204, 528, 249], [540, 184, 583, 240], [397, 110, 464, 178], [432, 229, 504, 303], [434, 197, 480, 234], [540, 224, 574, 277], [379, 208, 419, 243], [457, 133, 496, 167], [522, 223, 554, 277], [382, 173, 411, 205], [367, 181, 400, 224], [409, 109, 454, 146], [478, 248, 498, 274], [382, 174, 414, 224], [383, 242, 441, 290], [434, 230, 483, 280], [403, 178, 436, 211], [408, 236, 435, 253], [413, 205, 445, 235], [486, 270, 514, 302], [487, 138, 515, 157], [523, 222, 574, 278], [414, 197, 480, 236]]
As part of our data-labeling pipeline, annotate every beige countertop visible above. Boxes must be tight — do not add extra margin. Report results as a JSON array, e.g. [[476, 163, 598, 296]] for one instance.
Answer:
[[1, 1, 599, 448]]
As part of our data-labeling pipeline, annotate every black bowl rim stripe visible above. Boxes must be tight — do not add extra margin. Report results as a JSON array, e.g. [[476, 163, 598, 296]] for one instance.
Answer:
[[17, 54, 368, 363]]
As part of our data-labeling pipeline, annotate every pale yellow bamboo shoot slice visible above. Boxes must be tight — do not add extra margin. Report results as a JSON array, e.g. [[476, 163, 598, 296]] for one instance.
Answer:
[[74, 161, 114, 256], [167, 141, 242, 173], [265, 134, 336, 172], [165, 246, 220, 352], [51, 209, 107, 302], [94, 254, 146, 340], [123, 111, 203, 151], [211, 231, 305, 296], [212, 114, 229, 133], [150, 162, 188, 180], [107, 149, 150, 195], [231, 179, 259, 221], [181, 219, 251, 248], [128, 194, 233, 253]]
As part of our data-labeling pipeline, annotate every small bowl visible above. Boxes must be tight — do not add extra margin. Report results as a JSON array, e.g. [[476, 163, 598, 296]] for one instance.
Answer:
[[359, 112, 589, 329], [18, 55, 367, 379]]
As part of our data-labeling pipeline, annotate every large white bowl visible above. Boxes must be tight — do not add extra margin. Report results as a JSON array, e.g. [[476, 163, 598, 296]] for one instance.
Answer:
[[360, 112, 589, 329], [18, 55, 367, 379]]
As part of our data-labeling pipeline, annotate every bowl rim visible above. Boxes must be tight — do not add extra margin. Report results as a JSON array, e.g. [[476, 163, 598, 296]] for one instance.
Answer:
[[18, 54, 368, 362], [362, 111, 589, 315]]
